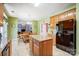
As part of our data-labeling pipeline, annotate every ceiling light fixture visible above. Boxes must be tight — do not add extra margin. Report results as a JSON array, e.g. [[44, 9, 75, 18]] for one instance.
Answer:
[[34, 3, 40, 7]]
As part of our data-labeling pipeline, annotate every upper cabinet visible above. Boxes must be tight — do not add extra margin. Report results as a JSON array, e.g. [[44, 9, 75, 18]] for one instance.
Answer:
[[50, 16, 55, 28], [50, 8, 76, 28], [67, 8, 76, 20], [50, 16, 58, 28], [0, 4, 4, 26], [58, 12, 68, 21]]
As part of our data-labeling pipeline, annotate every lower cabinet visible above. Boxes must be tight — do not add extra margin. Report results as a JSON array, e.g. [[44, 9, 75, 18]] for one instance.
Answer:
[[30, 39, 53, 56], [0, 49, 2, 56], [29, 38, 34, 55], [33, 43, 39, 56], [42, 40, 53, 56]]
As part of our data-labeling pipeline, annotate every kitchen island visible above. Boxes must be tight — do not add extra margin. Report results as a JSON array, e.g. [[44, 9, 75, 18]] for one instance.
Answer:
[[30, 35, 53, 56]]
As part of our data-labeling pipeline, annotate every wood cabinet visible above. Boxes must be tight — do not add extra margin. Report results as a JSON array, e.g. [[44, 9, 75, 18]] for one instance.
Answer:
[[50, 8, 76, 47], [67, 8, 76, 20], [31, 39, 53, 56], [50, 8, 76, 28], [30, 35, 53, 56], [42, 40, 53, 56], [58, 12, 68, 21], [29, 37, 34, 54], [50, 16, 54, 28], [0, 3, 3, 26], [50, 16, 57, 28], [0, 49, 2, 56], [59, 8, 76, 21], [33, 40, 40, 56]]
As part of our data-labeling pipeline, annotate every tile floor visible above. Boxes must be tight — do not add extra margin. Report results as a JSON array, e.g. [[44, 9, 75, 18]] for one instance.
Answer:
[[12, 38, 72, 56]]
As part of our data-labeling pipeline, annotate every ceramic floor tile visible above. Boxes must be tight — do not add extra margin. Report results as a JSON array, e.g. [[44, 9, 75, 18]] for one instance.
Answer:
[[53, 46, 72, 56], [12, 38, 72, 56]]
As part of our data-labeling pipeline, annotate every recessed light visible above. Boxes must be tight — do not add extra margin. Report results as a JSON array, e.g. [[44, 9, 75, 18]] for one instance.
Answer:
[[11, 10, 15, 13], [34, 3, 40, 7]]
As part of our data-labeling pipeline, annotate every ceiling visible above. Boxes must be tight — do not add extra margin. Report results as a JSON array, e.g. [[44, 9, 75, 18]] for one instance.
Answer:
[[4, 3, 75, 21]]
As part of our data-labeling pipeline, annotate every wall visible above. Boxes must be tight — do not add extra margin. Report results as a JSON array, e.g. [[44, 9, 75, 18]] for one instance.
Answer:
[[39, 18, 51, 34], [32, 19, 49, 35], [7, 16, 18, 55], [7, 16, 18, 40], [32, 20, 40, 34], [76, 4, 79, 55], [18, 20, 40, 34]]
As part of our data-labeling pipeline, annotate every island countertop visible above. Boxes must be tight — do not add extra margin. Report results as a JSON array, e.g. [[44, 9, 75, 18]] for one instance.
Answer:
[[30, 34, 53, 42], [29, 34, 53, 56]]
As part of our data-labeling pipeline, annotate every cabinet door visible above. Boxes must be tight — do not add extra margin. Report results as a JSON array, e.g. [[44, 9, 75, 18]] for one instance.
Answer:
[[41, 41, 47, 56], [50, 16, 57, 29], [0, 49, 2, 56], [29, 38, 32, 51], [29, 38, 34, 54], [67, 8, 76, 20], [50, 16, 54, 28], [33, 40, 40, 56], [0, 4, 3, 26], [46, 40, 53, 56], [33, 43, 39, 56], [42, 39, 53, 56], [58, 12, 68, 21], [58, 8, 76, 22]]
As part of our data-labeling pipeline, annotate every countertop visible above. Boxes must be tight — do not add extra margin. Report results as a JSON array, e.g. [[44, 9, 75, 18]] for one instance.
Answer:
[[30, 34, 53, 42]]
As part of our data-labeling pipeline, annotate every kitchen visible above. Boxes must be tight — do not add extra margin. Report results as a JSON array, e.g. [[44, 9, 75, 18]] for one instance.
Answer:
[[0, 3, 78, 56]]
